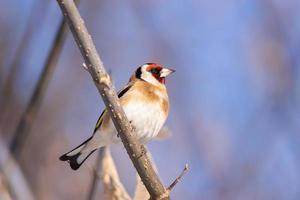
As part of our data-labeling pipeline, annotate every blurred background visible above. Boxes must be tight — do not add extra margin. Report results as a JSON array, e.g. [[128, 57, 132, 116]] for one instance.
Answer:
[[0, 0, 300, 199]]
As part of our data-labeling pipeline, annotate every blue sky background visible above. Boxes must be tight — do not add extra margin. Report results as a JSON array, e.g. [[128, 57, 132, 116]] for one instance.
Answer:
[[0, 0, 300, 199]]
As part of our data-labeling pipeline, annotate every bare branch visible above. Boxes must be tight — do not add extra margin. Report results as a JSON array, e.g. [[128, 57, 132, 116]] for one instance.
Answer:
[[56, 0, 169, 199], [167, 164, 189, 192], [99, 147, 131, 200]]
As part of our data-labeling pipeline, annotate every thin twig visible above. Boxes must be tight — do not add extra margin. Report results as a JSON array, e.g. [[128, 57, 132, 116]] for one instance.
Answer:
[[56, 1, 169, 199], [167, 164, 189, 191]]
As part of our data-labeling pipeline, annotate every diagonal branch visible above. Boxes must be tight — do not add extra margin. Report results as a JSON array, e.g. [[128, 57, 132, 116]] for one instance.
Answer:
[[56, 0, 169, 199], [10, 17, 70, 159]]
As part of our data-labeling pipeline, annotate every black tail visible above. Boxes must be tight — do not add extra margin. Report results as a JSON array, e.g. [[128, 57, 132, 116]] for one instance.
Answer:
[[59, 137, 96, 170]]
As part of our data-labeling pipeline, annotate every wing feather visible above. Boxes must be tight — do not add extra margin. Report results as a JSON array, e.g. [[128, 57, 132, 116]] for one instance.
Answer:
[[93, 83, 133, 133], [93, 109, 107, 134]]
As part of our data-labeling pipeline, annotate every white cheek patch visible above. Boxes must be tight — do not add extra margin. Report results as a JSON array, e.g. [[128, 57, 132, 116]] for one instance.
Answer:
[[139, 65, 160, 86], [141, 71, 160, 86]]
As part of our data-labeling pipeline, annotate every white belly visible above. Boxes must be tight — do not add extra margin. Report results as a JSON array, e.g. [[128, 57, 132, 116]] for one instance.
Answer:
[[99, 100, 167, 144], [124, 101, 166, 143]]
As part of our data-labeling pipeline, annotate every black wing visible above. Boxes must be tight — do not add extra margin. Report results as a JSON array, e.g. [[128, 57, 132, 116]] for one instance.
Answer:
[[117, 84, 132, 98]]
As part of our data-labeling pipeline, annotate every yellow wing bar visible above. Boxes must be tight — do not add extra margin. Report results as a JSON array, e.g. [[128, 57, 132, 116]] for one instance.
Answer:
[[92, 84, 131, 134], [93, 109, 107, 133]]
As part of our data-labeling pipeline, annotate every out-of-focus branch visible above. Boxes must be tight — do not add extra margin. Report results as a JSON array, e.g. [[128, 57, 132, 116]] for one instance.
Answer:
[[134, 174, 150, 200], [87, 148, 104, 200], [56, 1, 169, 199], [0, 0, 50, 129], [0, 175, 12, 200], [0, 137, 34, 200], [10, 18, 70, 159], [97, 147, 131, 200]]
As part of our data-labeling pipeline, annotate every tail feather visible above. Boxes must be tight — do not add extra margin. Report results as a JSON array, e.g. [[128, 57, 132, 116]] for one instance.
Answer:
[[59, 137, 96, 170]]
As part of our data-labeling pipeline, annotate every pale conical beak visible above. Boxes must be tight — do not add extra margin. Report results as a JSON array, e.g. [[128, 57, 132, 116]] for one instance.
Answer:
[[160, 68, 176, 77]]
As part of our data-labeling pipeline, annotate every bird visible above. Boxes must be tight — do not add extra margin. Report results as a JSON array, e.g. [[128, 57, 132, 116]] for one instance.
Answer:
[[59, 63, 175, 170]]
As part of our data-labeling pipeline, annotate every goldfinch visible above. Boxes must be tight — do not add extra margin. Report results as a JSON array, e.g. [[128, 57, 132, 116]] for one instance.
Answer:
[[60, 63, 175, 170]]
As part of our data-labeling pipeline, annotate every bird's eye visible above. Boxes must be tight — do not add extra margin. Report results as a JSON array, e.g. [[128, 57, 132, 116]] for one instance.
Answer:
[[150, 68, 160, 75]]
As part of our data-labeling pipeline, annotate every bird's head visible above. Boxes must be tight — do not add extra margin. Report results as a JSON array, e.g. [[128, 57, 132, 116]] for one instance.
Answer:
[[135, 63, 175, 86]]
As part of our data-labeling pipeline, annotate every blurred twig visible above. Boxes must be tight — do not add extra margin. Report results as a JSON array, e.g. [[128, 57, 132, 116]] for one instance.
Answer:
[[56, 0, 170, 199], [0, 0, 50, 130], [0, 175, 12, 200], [91, 147, 131, 200], [133, 175, 150, 200], [10, 17, 70, 159], [258, 0, 298, 100], [87, 148, 104, 200], [0, 137, 34, 200]]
